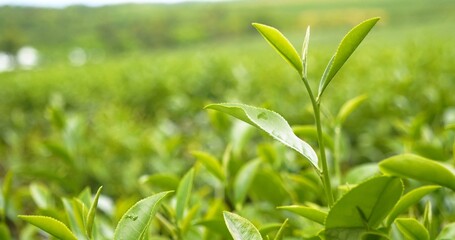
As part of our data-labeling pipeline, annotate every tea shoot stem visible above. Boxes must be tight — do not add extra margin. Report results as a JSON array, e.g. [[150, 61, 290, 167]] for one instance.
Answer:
[[301, 77, 334, 207]]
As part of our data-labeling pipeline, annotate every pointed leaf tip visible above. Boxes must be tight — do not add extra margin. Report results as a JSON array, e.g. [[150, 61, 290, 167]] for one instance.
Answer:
[[252, 22, 303, 76], [318, 17, 380, 98]]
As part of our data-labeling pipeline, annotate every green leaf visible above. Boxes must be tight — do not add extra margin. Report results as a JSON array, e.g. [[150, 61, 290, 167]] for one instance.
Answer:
[[437, 222, 455, 240], [386, 185, 440, 226], [114, 191, 172, 240], [278, 205, 327, 225], [273, 218, 289, 240], [196, 219, 230, 237], [139, 173, 180, 191], [423, 201, 433, 238], [205, 103, 319, 171], [191, 151, 225, 182], [2, 171, 13, 215], [86, 186, 102, 238], [344, 163, 380, 184], [379, 154, 455, 191], [18, 215, 77, 240], [326, 176, 403, 233], [336, 95, 368, 125], [302, 26, 310, 79], [176, 168, 195, 223], [30, 183, 54, 210], [252, 23, 303, 76], [395, 218, 429, 240], [293, 125, 334, 150], [62, 198, 87, 240], [180, 204, 200, 236], [318, 17, 380, 98], [223, 211, 262, 240], [0, 223, 11, 240], [233, 159, 261, 210]]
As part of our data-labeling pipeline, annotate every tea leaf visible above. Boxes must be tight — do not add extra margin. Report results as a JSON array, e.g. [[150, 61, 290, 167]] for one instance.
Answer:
[[62, 198, 87, 239], [395, 218, 429, 240], [386, 185, 440, 226], [437, 222, 455, 240], [114, 191, 172, 240], [176, 168, 195, 223], [0, 223, 11, 240], [191, 151, 225, 182], [205, 103, 319, 171], [273, 218, 289, 240], [234, 159, 261, 209], [326, 176, 402, 231], [18, 215, 77, 240], [86, 186, 103, 238], [139, 173, 180, 191], [302, 26, 310, 79], [252, 23, 303, 76], [223, 211, 262, 240], [336, 95, 368, 125], [278, 205, 326, 225], [379, 154, 455, 191], [318, 17, 380, 98], [30, 183, 54, 209]]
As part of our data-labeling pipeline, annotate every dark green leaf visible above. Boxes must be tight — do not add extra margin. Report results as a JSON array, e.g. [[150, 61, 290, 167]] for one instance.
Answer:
[[114, 191, 172, 240], [278, 205, 326, 225], [223, 211, 262, 240], [0, 223, 11, 240], [386, 185, 440, 226], [205, 103, 319, 170], [395, 218, 429, 240], [18, 215, 77, 240], [273, 218, 289, 240], [252, 23, 303, 76], [379, 154, 455, 191], [318, 17, 380, 98]]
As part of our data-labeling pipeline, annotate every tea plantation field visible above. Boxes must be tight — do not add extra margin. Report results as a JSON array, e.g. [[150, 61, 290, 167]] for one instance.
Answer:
[[0, 0, 454, 239]]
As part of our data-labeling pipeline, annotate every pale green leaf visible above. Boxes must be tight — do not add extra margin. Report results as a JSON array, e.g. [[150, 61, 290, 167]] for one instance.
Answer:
[[176, 168, 195, 223], [86, 186, 103, 238], [326, 176, 403, 232], [386, 185, 440, 226], [379, 154, 455, 191], [395, 218, 429, 240], [223, 211, 262, 240], [205, 103, 319, 171], [191, 151, 225, 182], [139, 173, 180, 191], [437, 222, 455, 240], [234, 159, 261, 209], [302, 26, 310, 79], [336, 95, 368, 125], [278, 205, 327, 225], [62, 198, 87, 240], [293, 125, 334, 150], [30, 183, 54, 209], [114, 191, 172, 240], [318, 17, 380, 98], [252, 23, 303, 76], [18, 215, 77, 240]]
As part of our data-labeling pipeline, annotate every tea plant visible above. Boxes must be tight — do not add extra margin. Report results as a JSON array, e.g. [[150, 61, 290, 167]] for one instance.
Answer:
[[13, 18, 455, 240], [206, 18, 455, 239]]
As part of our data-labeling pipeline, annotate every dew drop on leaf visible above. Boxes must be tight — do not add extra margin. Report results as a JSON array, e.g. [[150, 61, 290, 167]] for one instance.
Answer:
[[125, 214, 138, 221]]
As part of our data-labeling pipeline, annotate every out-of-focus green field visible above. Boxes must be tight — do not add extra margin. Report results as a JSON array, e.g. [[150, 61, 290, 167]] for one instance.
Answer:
[[0, 0, 454, 202]]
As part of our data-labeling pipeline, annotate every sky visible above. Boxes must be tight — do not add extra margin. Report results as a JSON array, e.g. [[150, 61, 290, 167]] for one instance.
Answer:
[[0, 0, 227, 8]]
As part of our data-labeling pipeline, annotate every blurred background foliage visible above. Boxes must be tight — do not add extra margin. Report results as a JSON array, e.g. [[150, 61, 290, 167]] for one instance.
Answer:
[[0, 0, 454, 234]]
